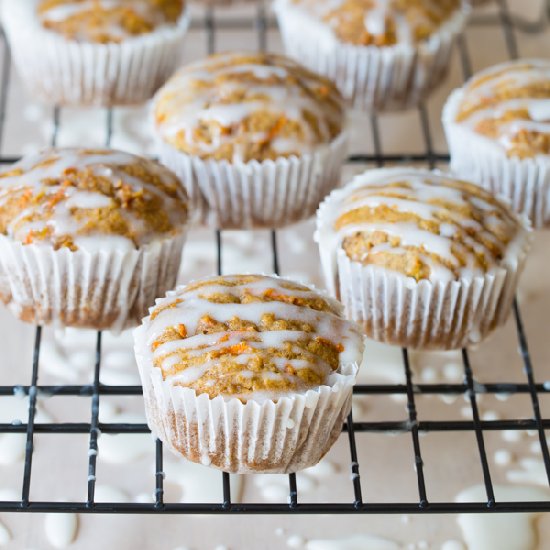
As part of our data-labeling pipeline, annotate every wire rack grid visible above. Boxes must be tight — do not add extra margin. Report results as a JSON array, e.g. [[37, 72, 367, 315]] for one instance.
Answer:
[[0, 0, 549, 516]]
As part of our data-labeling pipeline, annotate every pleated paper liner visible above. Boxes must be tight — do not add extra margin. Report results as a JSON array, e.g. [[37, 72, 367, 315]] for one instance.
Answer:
[[0, 233, 186, 332], [2, 1, 190, 107]]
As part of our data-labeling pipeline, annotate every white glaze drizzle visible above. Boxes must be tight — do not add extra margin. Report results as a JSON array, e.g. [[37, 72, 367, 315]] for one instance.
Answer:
[[0, 148, 187, 252], [456, 59, 550, 157], [145, 275, 364, 399], [284, 0, 462, 46], [154, 52, 344, 162], [38, 0, 183, 42], [317, 168, 527, 295]]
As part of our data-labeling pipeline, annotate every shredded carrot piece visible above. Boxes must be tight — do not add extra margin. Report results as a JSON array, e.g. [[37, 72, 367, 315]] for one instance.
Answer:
[[316, 337, 344, 353], [318, 85, 330, 97], [285, 364, 296, 375], [228, 342, 252, 355], [46, 189, 66, 209], [263, 116, 287, 144], [177, 324, 187, 338], [263, 288, 297, 304], [218, 334, 230, 343]]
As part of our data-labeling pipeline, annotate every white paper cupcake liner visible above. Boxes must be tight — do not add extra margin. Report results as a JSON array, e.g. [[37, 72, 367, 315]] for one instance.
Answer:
[[274, 0, 470, 111], [156, 131, 349, 229], [334, 251, 528, 350], [135, 325, 358, 474], [443, 88, 550, 229], [316, 188, 531, 350], [1, 1, 190, 107], [0, 232, 186, 332]]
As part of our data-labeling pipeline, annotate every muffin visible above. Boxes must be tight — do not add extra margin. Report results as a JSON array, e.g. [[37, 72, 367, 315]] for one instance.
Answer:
[[134, 274, 364, 473], [152, 51, 348, 228], [316, 167, 531, 350], [1, 0, 189, 106], [0, 148, 189, 331], [274, 0, 470, 111], [444, 59, 550, 229]]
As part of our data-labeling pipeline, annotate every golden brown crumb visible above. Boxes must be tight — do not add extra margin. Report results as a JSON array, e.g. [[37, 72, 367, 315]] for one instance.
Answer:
[[149, 275, 351, 398], [334, 175, 521, 281], [154, 53, 345, 162], [38, 0, 184, 43], [0, 149, 188, 250], [292, 0, 462, 46]]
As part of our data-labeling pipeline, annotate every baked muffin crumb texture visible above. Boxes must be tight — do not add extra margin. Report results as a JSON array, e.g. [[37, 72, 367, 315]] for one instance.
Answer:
[[287, 0, 463, 46], [455, 59, 550, 159], [0, 148, 188, 252], [146, 275, 363, 400], [325, 169, 526, 282], [37, 0, 185, 43], [154, 52, 345, 163]]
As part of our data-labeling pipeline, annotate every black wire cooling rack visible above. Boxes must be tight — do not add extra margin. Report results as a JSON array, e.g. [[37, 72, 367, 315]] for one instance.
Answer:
[[0, 0, 550, 515]]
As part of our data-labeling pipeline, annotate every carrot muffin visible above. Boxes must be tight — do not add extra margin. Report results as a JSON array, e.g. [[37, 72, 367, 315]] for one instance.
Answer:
[[153, 51, 348, 228], [134, 274, 364, 473], [1, 0, 189, 106], [444, 59, 550, 228], [0, 148, 189, 330], [316, 167, 531, 349], [274, 0, 470, 111]]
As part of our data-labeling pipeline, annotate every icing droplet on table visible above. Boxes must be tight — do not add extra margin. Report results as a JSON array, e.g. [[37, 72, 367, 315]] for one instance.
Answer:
[[456, 485, 550, 550], [44, 513, 78, 549], [440, 541, 465, 550], [0, 520, 11, 545]]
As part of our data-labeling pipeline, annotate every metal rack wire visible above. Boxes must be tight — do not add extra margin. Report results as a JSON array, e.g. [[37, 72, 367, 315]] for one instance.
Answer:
[[0, 0, 549, 516]]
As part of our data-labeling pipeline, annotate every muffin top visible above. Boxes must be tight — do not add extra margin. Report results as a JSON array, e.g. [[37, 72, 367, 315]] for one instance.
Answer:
[[278, 0, 463, 46], [37, 0, 185, 43], [144, 274, 364, 401], [153, 52, 345, 163], [0, 148, 188, 252], [318, 168, 528, 283], [453, 59, 550, 159]]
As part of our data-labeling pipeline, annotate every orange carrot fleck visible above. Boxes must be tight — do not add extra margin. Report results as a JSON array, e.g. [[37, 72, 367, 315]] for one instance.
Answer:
[[177, 324, 187, 338], [218, 334, 230, 343], [228, 342, 251, 355]]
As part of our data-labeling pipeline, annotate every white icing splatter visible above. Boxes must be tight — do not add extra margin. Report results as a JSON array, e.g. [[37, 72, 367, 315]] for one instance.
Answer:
[[482, 410, 501, 421], [287, 535, 306, 549], [503, 430, 524, 443], [456, 485, 550, 550], [506, 458, 549, 486], [305, 534, 400, 550], [163, 459, 243, 503], [97, 411, 151, 464], [0, 520, 11, 545], [44, 513, 78, 549], [494, 449, 513, 466]]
